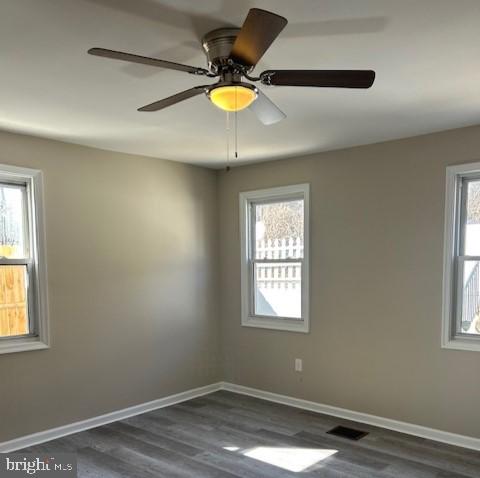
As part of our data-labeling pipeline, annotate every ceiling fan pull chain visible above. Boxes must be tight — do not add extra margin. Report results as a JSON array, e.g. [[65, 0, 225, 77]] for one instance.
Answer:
[[235, 111, 238, 159], [226, 111, 231, 171], [235, 90, 238, 159]]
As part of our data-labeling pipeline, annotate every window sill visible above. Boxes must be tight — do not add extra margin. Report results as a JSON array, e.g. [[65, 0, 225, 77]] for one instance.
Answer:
[[441, 337, 480, 352], [242, 315, 309, 333], [0, 336, 49, 355]]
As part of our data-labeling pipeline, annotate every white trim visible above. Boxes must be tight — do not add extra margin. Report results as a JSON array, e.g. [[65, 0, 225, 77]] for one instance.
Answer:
[[441, 164, 458, 348], [0, 337, 49, 355], [221, 382, 480, 451], [0, 163, 49, 354], [239, 184, 310, 333], [2, 381, 479, 453], [442, 161, 480, 352], [31, 166, 50, 351], [0, 382, 223, 452]]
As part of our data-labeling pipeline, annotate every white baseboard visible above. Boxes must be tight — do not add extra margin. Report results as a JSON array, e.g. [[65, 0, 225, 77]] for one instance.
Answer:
[[2, 380, 479, 453], [221, 382, 480, 451], [0, 382, 222, 453]]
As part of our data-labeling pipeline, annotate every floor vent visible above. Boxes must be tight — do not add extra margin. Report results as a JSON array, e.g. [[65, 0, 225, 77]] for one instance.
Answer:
[[326, 425, 369, 441]]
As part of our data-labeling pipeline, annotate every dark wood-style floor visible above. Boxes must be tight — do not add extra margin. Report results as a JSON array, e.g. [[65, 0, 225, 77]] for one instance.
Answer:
[[24, 391, 479, 477]]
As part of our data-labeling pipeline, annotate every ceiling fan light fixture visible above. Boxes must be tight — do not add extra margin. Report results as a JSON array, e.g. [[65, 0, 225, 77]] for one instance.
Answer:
[[209, 85, 257, 112], [89, 8, 376, 123]]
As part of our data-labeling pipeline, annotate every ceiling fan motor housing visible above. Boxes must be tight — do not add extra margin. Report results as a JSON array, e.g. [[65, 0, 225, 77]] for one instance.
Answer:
[[202, 28, 242, 73], [87, 8, 375, 122]]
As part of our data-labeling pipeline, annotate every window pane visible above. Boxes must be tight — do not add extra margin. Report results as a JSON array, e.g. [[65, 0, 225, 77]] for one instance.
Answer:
[[254, 199, 304, 259], [254, 262, 302, 319], [0, 265, 29, 337], [460, 260, 480, 335], [464, 180, 480, 256], [0, 185, 27, 258]]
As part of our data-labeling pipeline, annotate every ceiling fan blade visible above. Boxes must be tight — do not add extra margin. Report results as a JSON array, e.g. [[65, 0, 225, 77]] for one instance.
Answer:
[[138, 86, 209, 112], [229, 8, 287, 68], [249, 89, 286, 125], [261, 70, 376, 88], [88, 48, 209, 75]]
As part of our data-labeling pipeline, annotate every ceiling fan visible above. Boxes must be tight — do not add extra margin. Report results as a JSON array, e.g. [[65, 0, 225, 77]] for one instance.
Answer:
[[88, 8, 375, 125]]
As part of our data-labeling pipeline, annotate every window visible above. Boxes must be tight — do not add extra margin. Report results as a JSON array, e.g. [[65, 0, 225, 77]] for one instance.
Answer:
[[240, 184, 309, 332], [442, 162, 480, 351], [0, 164, 48, 354]]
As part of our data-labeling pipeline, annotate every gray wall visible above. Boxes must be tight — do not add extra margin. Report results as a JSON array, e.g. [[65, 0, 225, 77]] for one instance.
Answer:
[[218, 125, 480, 439], [0, 131, 220, 442], [2, 124, 480, 443]]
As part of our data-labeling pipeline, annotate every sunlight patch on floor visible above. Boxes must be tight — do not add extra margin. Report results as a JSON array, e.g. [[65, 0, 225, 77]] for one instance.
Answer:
[[242, 446, 338, 472]]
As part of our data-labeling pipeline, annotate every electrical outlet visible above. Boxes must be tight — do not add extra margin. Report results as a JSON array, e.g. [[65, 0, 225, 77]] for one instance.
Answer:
[[295, 358, 303, 372]]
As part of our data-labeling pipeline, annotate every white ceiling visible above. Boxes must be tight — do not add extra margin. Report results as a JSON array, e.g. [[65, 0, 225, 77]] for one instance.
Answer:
[[1, 0, 480, 168]]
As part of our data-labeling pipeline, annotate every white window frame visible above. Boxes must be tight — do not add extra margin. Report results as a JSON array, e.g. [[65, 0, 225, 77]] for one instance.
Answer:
[[240, 184, 310, 333], [442, 161, 480, 351], [0, 163, 49, 354]]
